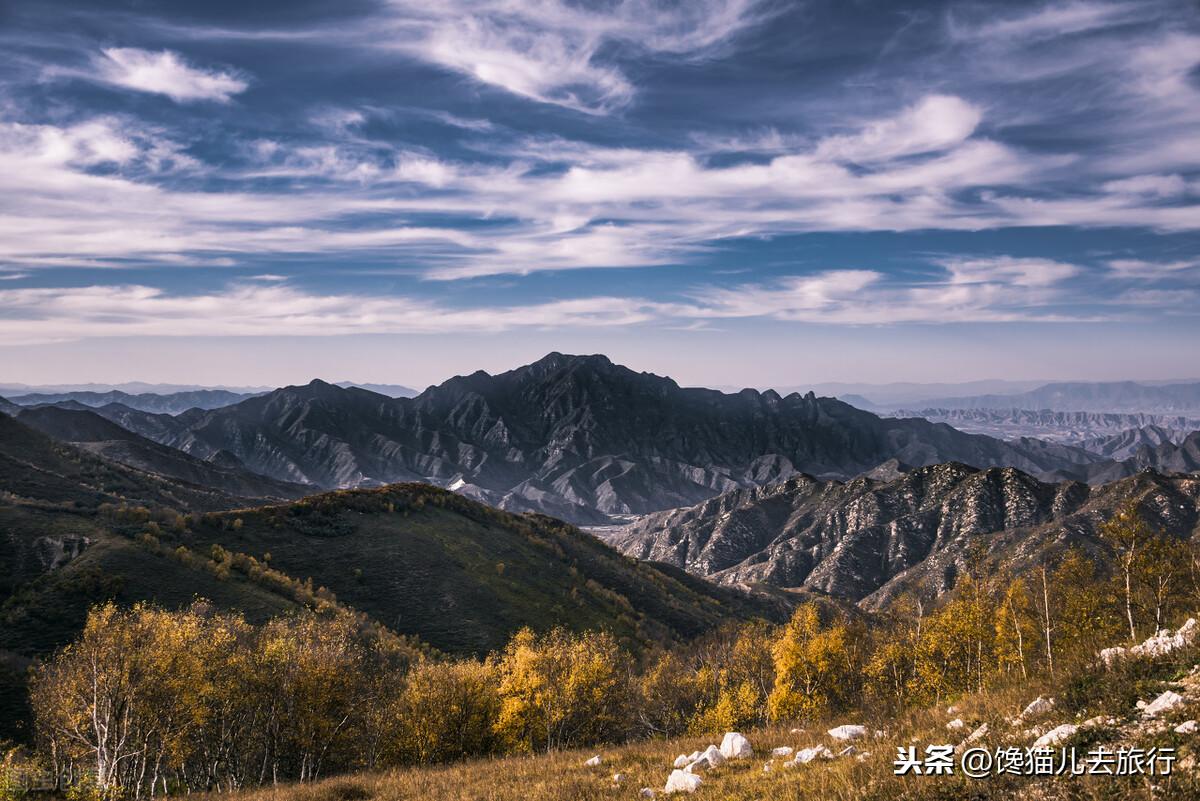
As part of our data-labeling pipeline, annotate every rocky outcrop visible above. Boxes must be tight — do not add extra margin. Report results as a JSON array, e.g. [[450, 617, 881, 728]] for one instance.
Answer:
[[605, 464, 1200, 605]]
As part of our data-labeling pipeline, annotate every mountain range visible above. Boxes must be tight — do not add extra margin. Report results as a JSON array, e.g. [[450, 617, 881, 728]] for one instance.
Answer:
[[38, 352, 1139, 524], [885, 408, 1200, 447], [603, 461, 1200, 608], [864, 380, 1200, 414]]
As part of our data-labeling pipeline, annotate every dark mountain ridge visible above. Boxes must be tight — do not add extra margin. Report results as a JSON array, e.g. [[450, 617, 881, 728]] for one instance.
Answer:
[[9, 388, 259, 415], [91, 353, 1114, 522], [604, 462, 1200, 609]]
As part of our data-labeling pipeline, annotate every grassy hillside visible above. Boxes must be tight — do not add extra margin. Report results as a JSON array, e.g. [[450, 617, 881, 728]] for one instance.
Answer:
[[174, 484, 790, 655], [204, 626, 1200, 801]]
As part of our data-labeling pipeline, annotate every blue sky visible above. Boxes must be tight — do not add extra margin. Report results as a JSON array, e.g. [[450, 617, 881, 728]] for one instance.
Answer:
[[0, 0, 1198, 389]]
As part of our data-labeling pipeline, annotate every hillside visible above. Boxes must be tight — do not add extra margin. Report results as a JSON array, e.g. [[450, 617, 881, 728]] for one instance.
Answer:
[[12, 405, 312, 502], [604, 463, 1200, 606], [90, 353, 1111, 523], [8, 388, 259, 414]]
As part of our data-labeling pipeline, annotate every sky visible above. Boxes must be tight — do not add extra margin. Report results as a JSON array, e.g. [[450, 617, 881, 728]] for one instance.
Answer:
[[0, 0, 1198, 390]]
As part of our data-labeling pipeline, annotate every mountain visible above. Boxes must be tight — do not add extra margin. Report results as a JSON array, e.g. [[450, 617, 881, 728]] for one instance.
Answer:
[[0, 382, 272, 395], [603, 463, 1200, 609], [1081, 425, 1193, 460], [899, 381, 1200, 414], [9, 389, 261, 414], [1079, 431, 1200, 484], [886, 408, 1200, 446], [0, 411, 283, 514], [335, 381, 419, 397], [95, 353, 1113, 523], [799, 379, 1050, 407], [11, 405, 311, 502]]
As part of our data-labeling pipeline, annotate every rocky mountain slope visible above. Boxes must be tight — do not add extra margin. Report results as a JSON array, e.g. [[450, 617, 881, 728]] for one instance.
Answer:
[[84, 353, 1111, 523], [603, 463, 1200, 608], [886, 407, 1199, 446], [11, 405, 309, 503]]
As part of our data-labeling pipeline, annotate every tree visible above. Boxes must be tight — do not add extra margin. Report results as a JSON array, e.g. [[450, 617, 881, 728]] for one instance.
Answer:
[[1100, 501, 1154, 643], [494, 628, 630, 753], [767, 604, 854, 723]]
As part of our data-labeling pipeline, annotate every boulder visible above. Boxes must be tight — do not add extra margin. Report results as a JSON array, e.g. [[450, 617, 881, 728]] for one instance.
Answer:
[[639, 789, 656, 799], [827, 724, 867, 741], [1144, 690, 1185, 718], [1021, 696, 1054, 718], [663, 770, 702, 794], [1033, 724, 1078, 748], [673, 754, 690, 769], [1175, 720, 1198, 734], [720, 731, 753, 759], [795, 746, 834, 764], [771, 746, 794, 758], [701, 745, 725, 767], [584, 755, 602, 767], [946, 718, 965, 732]]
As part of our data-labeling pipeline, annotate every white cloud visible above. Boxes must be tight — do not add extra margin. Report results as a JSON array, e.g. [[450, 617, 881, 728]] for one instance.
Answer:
[[816, 95, 983, 163], [1107, 258, 1200, 279], [95, 48, 248, 102], [376, 0, 768, 113], [0, 283, 665, 345]]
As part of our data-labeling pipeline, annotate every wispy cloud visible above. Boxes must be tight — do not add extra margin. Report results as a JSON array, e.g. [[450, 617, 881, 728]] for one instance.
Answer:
[[92, 48, 249, 102]]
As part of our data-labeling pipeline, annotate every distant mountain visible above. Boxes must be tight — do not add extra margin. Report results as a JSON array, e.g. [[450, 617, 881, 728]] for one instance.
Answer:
[[12, 405, 310, 502], [1080, 425, 1192, 460], [95, 353, 1113, 523], [335, 381, 419, 398], [0, 382, 272, 395], [1078, 431, 1200, 484], [10, 389, 260, 414], [0, 412, 262, 512], [603, 463, 1200, 608], [886, 408, 1200, 445], [798, 379, 1050, 407], [897, 381, 1200, 414]]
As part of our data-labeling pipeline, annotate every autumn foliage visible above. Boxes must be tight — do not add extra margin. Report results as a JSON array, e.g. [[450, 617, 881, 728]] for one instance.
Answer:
[[26, 501, 1200, 798]]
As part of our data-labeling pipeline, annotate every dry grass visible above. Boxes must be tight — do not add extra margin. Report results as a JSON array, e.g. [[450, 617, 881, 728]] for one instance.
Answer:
[[215, 663, 1200, 801]]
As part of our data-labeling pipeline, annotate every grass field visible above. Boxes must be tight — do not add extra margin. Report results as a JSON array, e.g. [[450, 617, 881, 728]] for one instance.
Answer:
[[211, 646, 1200, 801]]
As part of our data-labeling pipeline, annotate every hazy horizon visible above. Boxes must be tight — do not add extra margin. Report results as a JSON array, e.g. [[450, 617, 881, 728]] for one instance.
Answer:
[[2, 0, 1198, 384]]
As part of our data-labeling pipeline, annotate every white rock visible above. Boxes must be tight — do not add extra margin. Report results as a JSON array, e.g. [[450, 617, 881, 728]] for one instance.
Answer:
[[836, 746, 860, 758], [771, 746, 794, 758], [1144, 690, 1186, 717], [683, 761, 705, 775], [965, 723, 989, 743], [855, 751, 872, 762], [1081, 716, 1107, 728], [827, 724, 867, 741], [1100, 646, 1128, 666], [1022, 696, 1055, 718], [1130, 618, 1198, 659], [762, 762, 772, 773], [794, 746, 834, 764], [789, 727, 804, 735], [719, 731, 753, 759], [673, 754, 690, 769], [663, 770, 702, 794], [874, 729, 886, 739], [612, 773, 626, 784], [701, 744, 725, 767], [584, 755, 602, 767], [639, 789, 656, 800], [686, 750, 702, 763], [1033, 724, 1078, 748], [1174, 720, 1198, 734], [947, 705, 959, 715], [946, 718, 966, 732]]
